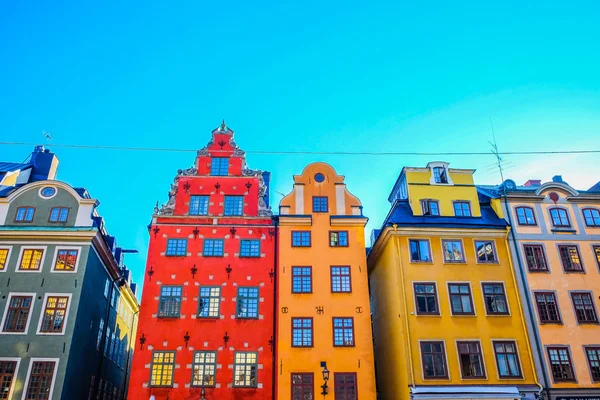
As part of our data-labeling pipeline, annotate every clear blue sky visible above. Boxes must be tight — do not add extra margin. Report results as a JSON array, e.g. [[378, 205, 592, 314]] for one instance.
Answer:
[[1, 1, 599, 292]]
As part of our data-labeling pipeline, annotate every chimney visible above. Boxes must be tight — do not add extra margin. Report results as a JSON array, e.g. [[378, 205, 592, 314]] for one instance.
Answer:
[[552, 175, 563, 183], [524, 179, 541, 187], [30, 146, 59, 181]]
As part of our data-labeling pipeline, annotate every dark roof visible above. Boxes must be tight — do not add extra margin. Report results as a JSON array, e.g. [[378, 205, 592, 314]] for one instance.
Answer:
[[0, 162, 32, 173], [589, 181, 600, 192]]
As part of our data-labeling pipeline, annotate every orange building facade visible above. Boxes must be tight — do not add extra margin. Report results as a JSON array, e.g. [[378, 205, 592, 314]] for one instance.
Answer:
[[479, 176, 600, 399], [276, 163, 377, 399]]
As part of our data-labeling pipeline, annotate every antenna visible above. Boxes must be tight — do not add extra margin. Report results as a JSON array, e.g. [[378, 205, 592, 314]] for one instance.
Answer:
[[488, 117, 505, 184]]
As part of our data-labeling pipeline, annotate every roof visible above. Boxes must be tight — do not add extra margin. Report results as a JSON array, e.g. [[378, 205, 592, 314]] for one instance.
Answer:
[[0, 162, 32, 173], [478, 180, 600, 199], [410, 385, 538, 400]]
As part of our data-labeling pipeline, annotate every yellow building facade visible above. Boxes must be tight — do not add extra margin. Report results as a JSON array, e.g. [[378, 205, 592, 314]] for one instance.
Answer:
[[479, 176, 600, 399], [368, 162, 540, 400], [277, 162, 376, 400]]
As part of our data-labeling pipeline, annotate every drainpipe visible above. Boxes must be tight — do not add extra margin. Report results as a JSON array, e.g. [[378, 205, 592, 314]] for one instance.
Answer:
[[122, 308, 140, 399], [391, 224, 416, 388], [271, 217, 279, 400], [501, 196, 549, 398]]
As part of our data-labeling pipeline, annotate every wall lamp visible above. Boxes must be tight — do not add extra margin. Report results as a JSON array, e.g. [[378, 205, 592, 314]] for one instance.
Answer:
[[320, 361, 330, 395]]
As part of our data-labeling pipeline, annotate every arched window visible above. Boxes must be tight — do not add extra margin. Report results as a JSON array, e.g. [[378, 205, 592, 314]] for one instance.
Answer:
[[515, 207, 536, 225], [549, 208, 571, 228], [582, 208, 600, 227]]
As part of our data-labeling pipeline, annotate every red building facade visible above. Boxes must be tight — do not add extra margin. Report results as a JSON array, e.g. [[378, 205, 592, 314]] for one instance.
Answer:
[[128, 122, 275, 400]]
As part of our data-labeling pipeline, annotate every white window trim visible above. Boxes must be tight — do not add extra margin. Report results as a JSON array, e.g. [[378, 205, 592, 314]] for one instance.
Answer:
[[490, 338, 525, 381], [446, 281, 477, 316], [454, 339, 487, 380], [21, 357, 60, 400], [428, 162, 454, 185], [440, 238, 467, 264], [0, 245, 14, 272], [50, 246, 82, 273], [417, 339, 451, 381], [15, 246, 47, 273], [480, 281, 512, 317], [0, 292, 37, 335], [412, 281, 441, 316], [36, 293, 73, 336], [38, 186, 58, 199], [0, 356, 21, 399]]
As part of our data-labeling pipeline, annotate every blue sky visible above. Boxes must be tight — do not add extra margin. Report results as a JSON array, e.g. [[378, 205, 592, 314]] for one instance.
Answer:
[[1, 1, 599, 292]]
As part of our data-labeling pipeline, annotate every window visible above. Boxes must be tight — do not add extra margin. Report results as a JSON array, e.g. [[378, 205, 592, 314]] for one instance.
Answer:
[[210, 157, 229, 176], [420, 341, 447, 379], [292, 318, 313, 347], [198, 287, 221, 318], [19, 249, 44, 271], [240, 240, 260, 257], [330, 231, 348, 247], [203, 239, 224, 257], [421, 199, 440, 216], [583, 208, 600, 227], [333, 317, 354, 347], [224, 195, 243, 216], [40, 187, 56, 198], [2, 295, 33, 332], [414, 283, 439, 315], [291, 267, 312, 294], [0, 360, 17, 399], [291, 373, 314, 400], [53, 249, 78, 271], [150, 351, 175, 387], [534, 292, 561, 323], [433, 167, 448, 183], [15, 207, 35, 222], [558, 245, 583, 272], [442, 240, 465, 262], [475, 241, 497, 263], [233, 352, 257, 387], [585, 347, 600, 382], [157, 286, 182, 318], [550, 208, 570, 227], [331, 266, 351, 293], [448, 283, 474, 315], [547, 347, 575, 382], [595, 246, 600, 270], [39, 296, 69, 333], [453, 201, 471, 217], [493, 341, 522, 378], [516, 207, 536, 225], [571, 292, 598, 323], [0, 249, 9, 271], [291, 231, 311, 247], [409, 239, 431, 262], [312, 196, 328, 213], [104, 278, 110, 298], [334, 373, 357, 400], [523, 245, 548, 272], [482, 283, 509, 315], [192, 351, 216, 387], [166, 239, 187, 256], [49, 207, 69, 223], [25, 361, 56, 399], [236, 287, 259, 319], [96, 319, 104, 350], [190, 196, 209, 216], [457, 341, 485, 378]]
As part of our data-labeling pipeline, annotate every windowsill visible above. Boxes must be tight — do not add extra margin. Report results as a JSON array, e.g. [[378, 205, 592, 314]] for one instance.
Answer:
[[422, 376, 450, 380], [165, 255, 187, 257], [551, 228, 576, 233], [203, 255, 224, 258], [563, 270, 585, 274], [415, 313, 441, 317], [539, 321, 563, 325], [410, 260, 434, 264], [476, 261, 500, 265], [527, 270, 550, 273], [577, 321, 600, 325], [450, 314, 477, 317], [443, 261, 467, 264], [485, 313, 511, 317]]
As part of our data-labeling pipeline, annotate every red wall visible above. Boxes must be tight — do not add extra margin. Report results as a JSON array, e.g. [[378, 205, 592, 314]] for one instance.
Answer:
[[128, 125, 275, 400]]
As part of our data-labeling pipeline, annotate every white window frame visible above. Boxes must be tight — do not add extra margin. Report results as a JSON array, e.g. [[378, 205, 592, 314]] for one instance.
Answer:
[[21, 357, 60, 400], [104, 278, 110, 298], [0, 356, 21, 399], [0, 246, 13, 272], [15, 246, 47, 273], [0, 292, 37, 335], [50, 246, 81, 273], [36, 293, 73, 336]]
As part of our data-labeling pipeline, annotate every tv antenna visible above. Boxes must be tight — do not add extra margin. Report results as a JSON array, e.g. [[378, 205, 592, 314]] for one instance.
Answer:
[[42, 130, 53, 143]]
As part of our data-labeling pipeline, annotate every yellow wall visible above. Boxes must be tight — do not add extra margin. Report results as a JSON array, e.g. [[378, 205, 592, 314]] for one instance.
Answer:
[[278, 162, 376, 399], [508, 186, 600, 389]]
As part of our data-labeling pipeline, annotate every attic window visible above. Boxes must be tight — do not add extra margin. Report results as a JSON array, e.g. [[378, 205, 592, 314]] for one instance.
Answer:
[[421, 200, 439, 216], [433, 167, 448, 184]]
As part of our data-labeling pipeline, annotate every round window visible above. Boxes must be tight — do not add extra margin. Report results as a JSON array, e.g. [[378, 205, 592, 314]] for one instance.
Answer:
[[314, 173, 325, 183], [40, 187, 56, 198]]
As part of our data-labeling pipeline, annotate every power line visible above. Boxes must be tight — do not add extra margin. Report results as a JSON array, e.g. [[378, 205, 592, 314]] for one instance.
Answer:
[[0, 141, 599, 156]]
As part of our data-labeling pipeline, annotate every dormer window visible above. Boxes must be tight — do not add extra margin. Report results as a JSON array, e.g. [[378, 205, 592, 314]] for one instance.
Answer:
[[210, 158, 229, 176], [421, 200, 440, 216], [433, 167, 448, 184], [15, 207, 35, 222]]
